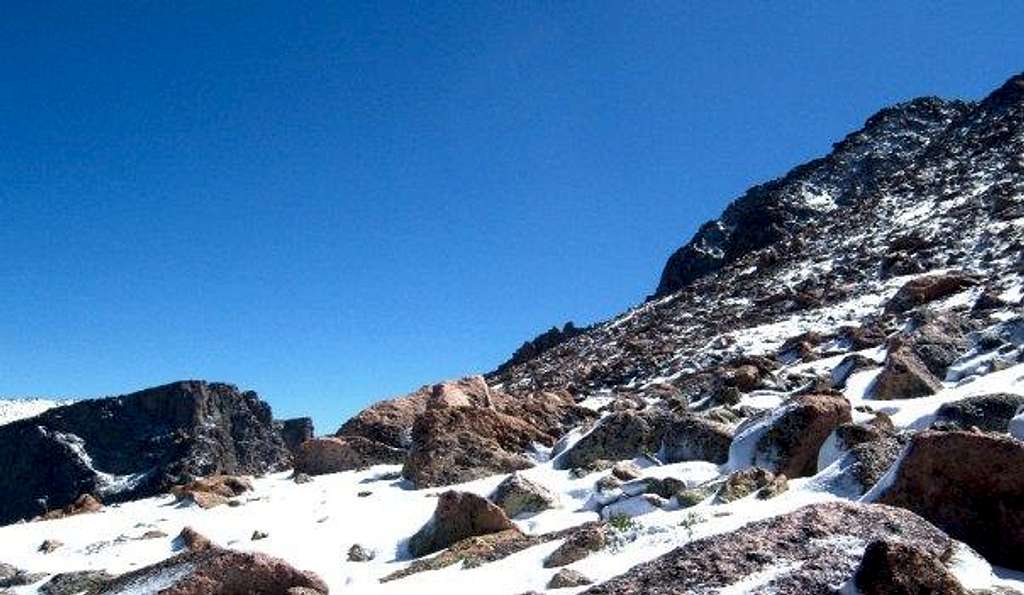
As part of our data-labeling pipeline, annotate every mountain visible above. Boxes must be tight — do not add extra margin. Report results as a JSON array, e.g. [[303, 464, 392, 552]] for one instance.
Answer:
[[0, 72, 1022, 594]]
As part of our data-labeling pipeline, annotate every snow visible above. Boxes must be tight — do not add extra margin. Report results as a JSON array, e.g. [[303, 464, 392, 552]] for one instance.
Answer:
[[1011, 406, 1024, 440], [0, 399, 70, 426]]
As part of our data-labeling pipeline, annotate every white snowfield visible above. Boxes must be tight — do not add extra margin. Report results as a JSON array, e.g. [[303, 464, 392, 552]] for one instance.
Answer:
[[0, 399, 69, 427], [2, 282, 1024, 594]]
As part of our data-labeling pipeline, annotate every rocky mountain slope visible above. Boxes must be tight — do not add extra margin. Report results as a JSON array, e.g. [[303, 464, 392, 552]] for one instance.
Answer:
[[1, 72, 1023, 594]]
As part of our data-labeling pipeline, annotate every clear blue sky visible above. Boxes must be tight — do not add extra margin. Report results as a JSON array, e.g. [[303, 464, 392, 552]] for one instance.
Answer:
[[1, 2, 1020, 430]]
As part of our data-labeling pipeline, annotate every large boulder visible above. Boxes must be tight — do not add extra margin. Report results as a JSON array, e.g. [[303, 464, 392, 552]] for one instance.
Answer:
[[39, 571, 115, 595], [402, 407, 547, 488], [816, 421, 903, 496], [336, 386, 432, 449], [933, 393, 1024, 433], [490, 473, 558, 518], [583, 501, 955, 594], [294, 436, 404, 476], [853, 539, 969, 595], [728, 394, 851, 478], [557, 409, 676, 470], [871, 342, 944, 399], [94, 545, 327, 594], [900, 313, 972, 379], [875, 430, 1024, 570], [0, 380, 291, 525], [660, 415, 733, 464], [407, 491, 518, 558], [274, 417, 314, 456], [170, 475, 252, 509], [885, 272, 978, 313]]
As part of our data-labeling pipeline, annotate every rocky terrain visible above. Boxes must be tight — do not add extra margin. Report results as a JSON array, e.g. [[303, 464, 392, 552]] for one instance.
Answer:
[[0, 72, 1022, 594]]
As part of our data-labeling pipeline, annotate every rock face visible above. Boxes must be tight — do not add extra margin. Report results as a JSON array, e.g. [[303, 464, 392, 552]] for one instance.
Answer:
[[933, 393, 1024, 432], [94, 545, 328, 595], [584, 502, 954, 594], [402, 407, 545, 488], [294, 436, 404, 476], [853, 539, 969, 595], [557, 409, 676, 470], [876, 430, 1024, 570], [275, 417, 314, 455], [0, 380, 291, 525], [730, 394, 851, 478], [407, 491, 518, 558]]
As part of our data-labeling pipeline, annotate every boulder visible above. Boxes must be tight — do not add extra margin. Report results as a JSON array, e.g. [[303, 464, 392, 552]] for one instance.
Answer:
[[557, 409, 676, 470], [729, 394, 851, 478], [407, 491, 518, 558], [94, 545, 328, 595], [39, 571, 114, 595], [294, 436, 404, 476], [174, 526, 213, 552], [830, 354, 880, 388], [871, 343, 944, 399], [347, 544, 375, 562], [490, 473, 557, 518], [715, 468, 786, 503], [0, 563, 47, 588], [901, 313, 972, 378], [933, 393, 1024, 433], [336, 388, 430, 449], [817, 421, 903, 495], [274, 418, 314, 455], [875, 430, 1024, 570], [402, 407, 545, 488], [0, 380, 291, 525], [885, 272, 978, 313], [548, 569, 593, 589], [37, 493, 103, 521], [171, 475, 252, 509], [544, 524, 608, 568], [853, 539, 969, 595], [583, 501, 955, 594], [426, 376, 493, 409], [661, 415, 733, 464]]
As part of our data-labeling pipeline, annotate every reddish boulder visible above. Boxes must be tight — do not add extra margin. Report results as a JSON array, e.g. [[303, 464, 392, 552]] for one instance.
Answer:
[[402, 407, 547, 488], [407, 491, 518, 557], [871, 342, 943, 400], [94, 546, 327, 595], [294, 436, 404, 476], [885, 272, 978, 313], [854, 539, 969, 595], [876, 430, 1024, 570]]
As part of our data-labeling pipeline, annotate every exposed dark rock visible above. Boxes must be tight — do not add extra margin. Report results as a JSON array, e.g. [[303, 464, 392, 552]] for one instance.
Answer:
[[933, 393, 1024, 433], [275, 417, 314, 456], [37, 493, 103, 521], [854, 539, 969, 595], [543, 524, 608, 568], [557, 409, 676, 470], [548, 569, 593, 589], [94, 545, 328, 595], [490, 473, 557, 518], [495, 322, 584, 375], [294, 436, 404, 476], [170, 475, 252, 509], [407, 491, 518, 558], [715, 468, 786, 503], [39, 571, 114, 595], [0, 380, 291, 525], [876, 430, 1024, 570], [661, 415, 733, 464], [885, 272, 979, 314], [871, 342, 944, 399], [0, 562, 47, 588], [402, 407, 544, 488], [347, 544, 375, 562], [583, 501, 955, 594]]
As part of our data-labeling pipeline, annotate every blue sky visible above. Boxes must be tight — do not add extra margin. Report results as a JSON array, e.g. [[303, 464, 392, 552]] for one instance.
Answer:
[[1, 2, 1021, 430]]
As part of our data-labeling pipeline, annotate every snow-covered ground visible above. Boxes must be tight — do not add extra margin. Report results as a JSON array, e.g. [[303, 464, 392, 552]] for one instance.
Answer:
[[2, 361, 1023, 594], [0, 399, 69, 426]]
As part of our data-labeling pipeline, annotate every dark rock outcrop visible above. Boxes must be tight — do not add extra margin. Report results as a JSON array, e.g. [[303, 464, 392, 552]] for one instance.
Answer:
[[0, 380, 291, 525], [853, 539, 969, 595], [275, 417, 314, 456], [661, 415, 733, 464], [871, 342, 944, 399], [885, 272, 978, 314], [876, 430, 1024, 570], [407, 491, 518, 558], [584, 501, 954, 594], [495, 322, 584, 375], [557, 409, 676, 470], [933, 393, 1024, 433]]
